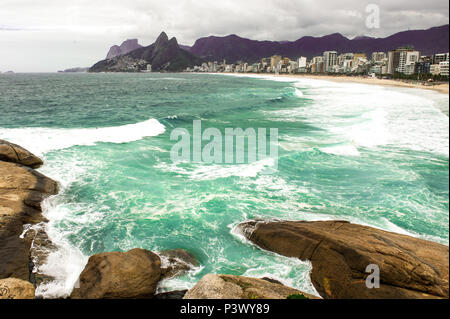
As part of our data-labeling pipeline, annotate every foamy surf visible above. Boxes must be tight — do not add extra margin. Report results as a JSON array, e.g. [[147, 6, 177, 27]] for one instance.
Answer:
[[321, 143, 361, 156], [240, 73, 448, 157], [229, 223, 320, 296], [0, 118, 166, 156], [33, 197, 90, 298], [155, 157, 276, 180], [294, 88, 304, 97]]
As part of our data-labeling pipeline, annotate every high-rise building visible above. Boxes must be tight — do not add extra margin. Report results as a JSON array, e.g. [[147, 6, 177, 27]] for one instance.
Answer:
[[353, 53, 367, 60], [310, 56, 323, 73], [433, 53, 449, 64], [439, 61, 449, 76], [298, 57, 307, 68], [430, 64, 441, 75], [270, 55, 282, 69], [323, 51, 338, 73], [282, 57, 291, 67], [342, 59, 354, 73], [371, 52, 387, 62], [420, 56, 433, 63], [402, 51, 420, 74], [387, 51, 397, 74], [387, 47, 419, 74], [312, 56, 323, 64], [415, 62, 431, 75]]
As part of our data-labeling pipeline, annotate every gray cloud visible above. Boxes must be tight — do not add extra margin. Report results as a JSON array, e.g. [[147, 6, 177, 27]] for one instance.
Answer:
[[0, 0, 448, 72]]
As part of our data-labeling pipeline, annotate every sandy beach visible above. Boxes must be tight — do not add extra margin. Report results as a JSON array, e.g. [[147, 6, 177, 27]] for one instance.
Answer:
[[271, 74, 449, 95]]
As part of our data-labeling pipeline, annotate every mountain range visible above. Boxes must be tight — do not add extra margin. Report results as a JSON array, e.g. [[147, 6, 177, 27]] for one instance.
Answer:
[[90, 25, 449, 72], [188, 24, 449, 63]]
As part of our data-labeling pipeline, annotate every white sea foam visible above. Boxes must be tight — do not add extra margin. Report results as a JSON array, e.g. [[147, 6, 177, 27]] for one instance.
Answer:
[[0, 118, 165, 156], [155, 157, 276, 180], [321, 143, 361, 156], [236, 73, 448, 157], [229, 223, 320, 296], [0, 118, 165, 298], [294, 88, 304, 97], [34, 199, 90, 299]]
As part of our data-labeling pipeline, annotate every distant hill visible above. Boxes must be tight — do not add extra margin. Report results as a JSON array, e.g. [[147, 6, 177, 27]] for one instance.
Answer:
[[178, 44, 192, 51], [189, 25, 449, 63], [90, 32, 202, 72], [106, 39, 143, 59], [58, 67, 89, 73]]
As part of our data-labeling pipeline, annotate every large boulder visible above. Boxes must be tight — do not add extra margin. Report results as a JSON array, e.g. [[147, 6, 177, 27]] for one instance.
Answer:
[[0, 161, 58, 280], [0, 162, 57, 195], [70, 248, 162, 299], [239, 220, 449, 299], [159, 249, 199, 280], [0, 278, 35, 299], [0, 139, 43, 168], [183, 274, 317, 299]]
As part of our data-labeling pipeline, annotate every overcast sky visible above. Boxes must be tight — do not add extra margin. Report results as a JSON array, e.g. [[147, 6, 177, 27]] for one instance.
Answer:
[[1, 0, 449, 72]]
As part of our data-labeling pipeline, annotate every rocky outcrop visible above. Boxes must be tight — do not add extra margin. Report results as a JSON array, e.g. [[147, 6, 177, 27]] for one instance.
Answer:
[[106, 39, 143, 60], [90, 32, 202, 72], [0, 143, 58, 283], [0, 278, 35, 299], [184, 274, 316, 299], [239, 220, 449, 299], [159, 248, 199, 280], [59, 67, 89, 73], [70, 248, 162, 299], [0, 139, 43, 168]]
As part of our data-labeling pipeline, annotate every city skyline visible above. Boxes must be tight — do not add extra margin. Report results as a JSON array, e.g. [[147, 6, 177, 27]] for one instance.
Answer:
[[1, 0, 449, 72]]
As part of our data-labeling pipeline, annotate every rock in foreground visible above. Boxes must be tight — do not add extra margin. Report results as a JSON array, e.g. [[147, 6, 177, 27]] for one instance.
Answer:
[[239, 220, 449, 299], [159, 248, 199, 280], [71, 248, 161, 299], [0, 139, 43, 168], [0, 278, 35, 299], [184, 274, 317, 299], [0, 158, 58, 281]]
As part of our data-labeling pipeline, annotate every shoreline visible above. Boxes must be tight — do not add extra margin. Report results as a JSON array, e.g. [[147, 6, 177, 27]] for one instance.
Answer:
[[222, 72, 450, 95], [218, 72, 449, 116], [281, 74, 450, 95]]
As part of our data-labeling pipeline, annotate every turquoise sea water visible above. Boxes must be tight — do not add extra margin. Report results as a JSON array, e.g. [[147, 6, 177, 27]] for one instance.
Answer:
[[0, 73, 448, 298]]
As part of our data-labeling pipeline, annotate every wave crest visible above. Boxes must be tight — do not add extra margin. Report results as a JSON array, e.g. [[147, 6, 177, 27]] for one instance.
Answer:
[[0, 118, 165, 155]]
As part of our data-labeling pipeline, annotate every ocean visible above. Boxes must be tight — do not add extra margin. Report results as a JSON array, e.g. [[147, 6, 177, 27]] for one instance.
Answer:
[[0, 72, 448, 298]]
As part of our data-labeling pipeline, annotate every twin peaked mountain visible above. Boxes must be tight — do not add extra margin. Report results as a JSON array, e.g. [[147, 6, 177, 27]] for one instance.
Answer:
[[89, 32, 202, 72], [89, 25, 449, 72]]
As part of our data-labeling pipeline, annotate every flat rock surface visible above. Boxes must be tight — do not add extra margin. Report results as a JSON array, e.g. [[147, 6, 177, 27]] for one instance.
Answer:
[[239, 220, 449, 299], [0, 277, 35, 299], [184, 274, 317, 299]]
